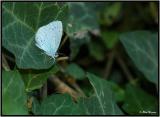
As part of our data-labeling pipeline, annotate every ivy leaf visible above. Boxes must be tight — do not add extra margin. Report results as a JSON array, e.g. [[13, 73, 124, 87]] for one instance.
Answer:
[[65, 63, 85, 80], [32, 73, 124, 115], [32, 94, 83, 115], [108, 81, 125, 102], [2, 2, 68, 69], [22, 65, 59, 92], [101, 31, 119, 49], [66, 2, 98, 37], [100, 2, 122, 26], [66, 2, 99, 60], [120, 31, 158, 85], [122, 84, 158, 115], [2, 70, 28, 115], [84, 72, 123, 115]]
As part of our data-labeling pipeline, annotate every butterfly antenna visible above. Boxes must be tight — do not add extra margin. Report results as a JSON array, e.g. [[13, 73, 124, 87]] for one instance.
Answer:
[[57, 56, 69, 62], [57, 53, 65, 56]]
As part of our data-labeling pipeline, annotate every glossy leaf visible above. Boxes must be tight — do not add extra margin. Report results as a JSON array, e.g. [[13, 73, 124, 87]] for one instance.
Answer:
[[101, 2, 122, 26], [2, 2, 68, 69], [32, 94, 83, 115], [66, 2, 98, 37], [65, 63, 85, 80], [84, 72, 123, 115], [102, 31, 119, 49], [120, 31, 158, 85], [22, 65, 59, 92], [108, 81, 125, 102], [2, 70, 28, 115], [122, 84, 157, 115], [67, 2, 99, 60]]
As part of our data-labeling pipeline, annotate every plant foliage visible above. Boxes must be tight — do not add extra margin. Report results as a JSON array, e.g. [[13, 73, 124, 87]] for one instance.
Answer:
[[2, 2, 158, 115]]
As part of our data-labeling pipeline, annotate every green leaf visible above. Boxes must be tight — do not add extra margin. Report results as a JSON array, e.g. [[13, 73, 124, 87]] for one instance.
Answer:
[[66, 63, 85, 80], [2, 2, 68, 69], [122, 84, 158, 115], [22, 65, 59, 92], [32, 73, 124, 115], [101, 2, 122, 26], [120, 31, 158, 85], [32, 97, 41, 115], [88, 41, 105, 61], [102, 31, 119, 49], [108, 81, 125, 102], [66, 2, 98, 37], [84, 72, 123, 115], [32, 94, 83, 115], [2, 70, 28, 115]]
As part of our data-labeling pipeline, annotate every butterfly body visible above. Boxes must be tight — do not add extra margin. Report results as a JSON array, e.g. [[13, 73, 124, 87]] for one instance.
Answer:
[[35, 21, 63, 59]]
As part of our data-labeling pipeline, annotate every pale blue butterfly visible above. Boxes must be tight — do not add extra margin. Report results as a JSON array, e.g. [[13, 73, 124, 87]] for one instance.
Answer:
[[35, 21, 63, 60]]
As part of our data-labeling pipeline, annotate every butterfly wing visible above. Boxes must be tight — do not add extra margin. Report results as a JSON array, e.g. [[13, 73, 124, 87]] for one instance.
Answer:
[[48, 21, 63, 53], [35, 21, 63, 58]]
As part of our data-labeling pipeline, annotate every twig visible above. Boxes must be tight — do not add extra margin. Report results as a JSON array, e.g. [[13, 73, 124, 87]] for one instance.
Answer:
[[60, 35, 68, 48], [40, 82, 47, 100], [115, 52, 135, 84], [49, 75, 80, 100], [66, 78, 86, 97], [103, 51, 115, 79], [2, 53, 10, 71], [27, 97, 33, 110], [71, 82, 86, 97], [3, 53, 15, 63]]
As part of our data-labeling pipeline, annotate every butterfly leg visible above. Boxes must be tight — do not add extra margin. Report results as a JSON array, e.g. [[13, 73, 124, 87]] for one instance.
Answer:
[[40, 52, 45, 55], [55, 53, 59, 57], [48, 56, 55, 64], [44, 54, 47, 64]]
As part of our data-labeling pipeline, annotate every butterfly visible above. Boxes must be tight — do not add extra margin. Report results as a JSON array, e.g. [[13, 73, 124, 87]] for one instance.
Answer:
[[35, 21, 63, 60]]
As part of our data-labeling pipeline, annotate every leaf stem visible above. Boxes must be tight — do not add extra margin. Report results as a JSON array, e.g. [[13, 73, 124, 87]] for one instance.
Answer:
[[49, 75, 80, 100], [3, 53, 15, 63], [60, 35, 68, 48], [103, 50, 115, 79], [72, 83, 86, 97], [2, 53, 10, 71], [115, 52, 135, 85], [66, 78, 86, 98], [40, 82, 47, 100]]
